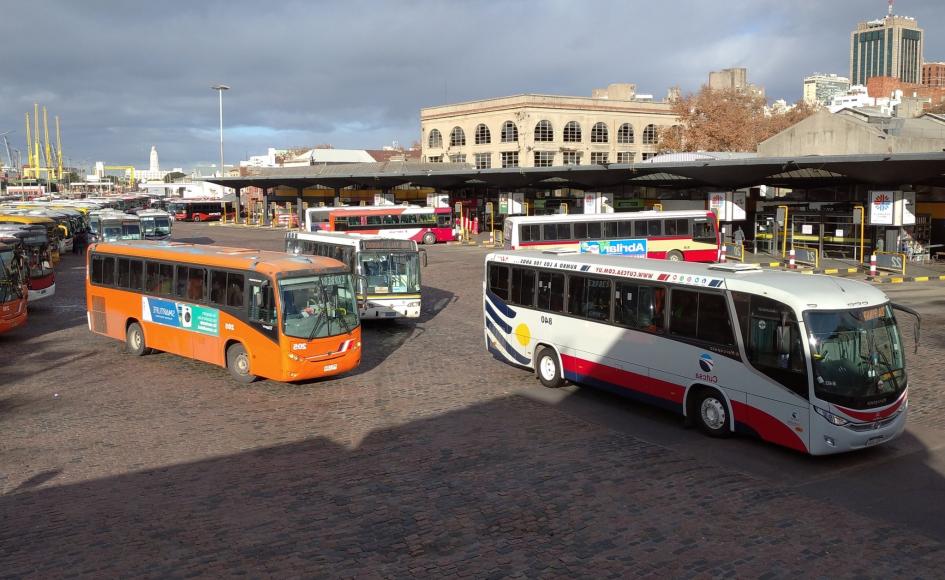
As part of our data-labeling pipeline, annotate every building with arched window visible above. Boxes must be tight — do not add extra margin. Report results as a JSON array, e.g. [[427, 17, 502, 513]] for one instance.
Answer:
[[420, 83, 676, 167]]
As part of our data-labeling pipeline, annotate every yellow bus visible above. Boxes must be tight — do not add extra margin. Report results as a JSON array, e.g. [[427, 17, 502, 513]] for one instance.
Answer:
[[86, 240, 362, 382]]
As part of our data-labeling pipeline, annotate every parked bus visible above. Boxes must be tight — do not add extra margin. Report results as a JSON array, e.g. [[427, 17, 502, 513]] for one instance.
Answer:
[[304, 204, 422, 233], [138, 210, 173, 240], [0, 225, 55, 301], [90, 212, 142, 242], [0, 213, 61, 264], [483, 250, 919, 455], [327, 206, 456, 245], [503, 210, 720, 262], [167, 199, 234, 222], [85, 240, 362, 382], [0, 236, 29, 334], [286, 231, 424, 319]]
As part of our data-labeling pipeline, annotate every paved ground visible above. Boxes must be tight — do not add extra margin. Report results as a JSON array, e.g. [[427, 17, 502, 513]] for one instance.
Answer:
[[3, 223, 945, 578]]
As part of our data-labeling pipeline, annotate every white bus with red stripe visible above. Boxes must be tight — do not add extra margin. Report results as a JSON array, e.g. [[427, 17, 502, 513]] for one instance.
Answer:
[[327, 206, 456, 245], [483, 250, 919, 455], [503, 210, 720, 262]]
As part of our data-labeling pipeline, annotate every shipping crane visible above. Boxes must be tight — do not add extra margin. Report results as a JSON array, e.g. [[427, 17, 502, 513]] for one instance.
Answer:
[[101, 165, 137, 187], [0, 131, 17, 176]]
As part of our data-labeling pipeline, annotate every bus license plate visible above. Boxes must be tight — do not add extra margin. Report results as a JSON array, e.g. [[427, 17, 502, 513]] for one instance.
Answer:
[[323, 364, 338, 372]]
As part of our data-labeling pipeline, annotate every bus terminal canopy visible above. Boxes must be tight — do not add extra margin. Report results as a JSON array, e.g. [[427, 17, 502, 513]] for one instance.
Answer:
[[202, 152, 945, 193]]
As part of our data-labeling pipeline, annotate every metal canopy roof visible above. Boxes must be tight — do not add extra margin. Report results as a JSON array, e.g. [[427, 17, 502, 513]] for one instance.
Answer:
[[203, 152, 945, 192]]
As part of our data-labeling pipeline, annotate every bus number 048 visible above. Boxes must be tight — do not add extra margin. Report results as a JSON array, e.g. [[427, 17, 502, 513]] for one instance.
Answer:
[[540, 316, 553, 326]]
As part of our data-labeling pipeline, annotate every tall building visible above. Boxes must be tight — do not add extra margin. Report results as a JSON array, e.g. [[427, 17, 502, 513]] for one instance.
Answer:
[[419, 84, 677, 168], [849, 7, 923, 86], [923, 62, 945, 88], [149, 145, 159, 173], [707, 67, 765, 98], [803, 73, 851, 106]]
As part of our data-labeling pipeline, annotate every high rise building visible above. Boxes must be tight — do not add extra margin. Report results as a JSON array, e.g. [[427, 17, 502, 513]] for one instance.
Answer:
[[149, 145, 160, 173], [803, 73, 851, 106], [707, 67, 765, 98], [849, 6, 923, 86]]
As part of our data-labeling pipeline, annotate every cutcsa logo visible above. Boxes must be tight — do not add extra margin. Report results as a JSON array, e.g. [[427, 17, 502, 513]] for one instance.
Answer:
[[699, 353, 714, 373]]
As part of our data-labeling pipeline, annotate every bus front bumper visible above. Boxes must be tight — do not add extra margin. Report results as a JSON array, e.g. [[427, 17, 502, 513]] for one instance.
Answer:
[[809, 401, 908, 455]]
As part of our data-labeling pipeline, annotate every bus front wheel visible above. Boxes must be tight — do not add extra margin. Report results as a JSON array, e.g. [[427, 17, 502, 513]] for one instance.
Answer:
[[422, 232, 437, 245], [536, 347, 565, 389], [694, 388, 731, 438], [126, 322, 151, 356], [226, 343, 257, 383], [667, 250, 684, 262]]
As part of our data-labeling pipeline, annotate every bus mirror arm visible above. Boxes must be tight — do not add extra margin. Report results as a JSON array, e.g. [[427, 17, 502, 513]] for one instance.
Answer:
[[891, 302, 921, 354]]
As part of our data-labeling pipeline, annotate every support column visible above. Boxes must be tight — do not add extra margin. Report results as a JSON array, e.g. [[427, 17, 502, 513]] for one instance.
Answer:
[[297, 188, 304, 230], [234, 187, 242, 224], [262, 188, 271, 227]]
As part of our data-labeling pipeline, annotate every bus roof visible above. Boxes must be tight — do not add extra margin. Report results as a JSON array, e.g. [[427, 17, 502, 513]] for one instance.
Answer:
[[505, 210, 713, 224], [0, 213, 56, 226], [92, 240, 349, 278], [289, 230, 419, 249], [326, 206, 444, 216], [487, 250, 889, 311]]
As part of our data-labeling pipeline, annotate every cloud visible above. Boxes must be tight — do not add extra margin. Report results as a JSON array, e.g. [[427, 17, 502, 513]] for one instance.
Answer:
[[1, 0, 941, 171]]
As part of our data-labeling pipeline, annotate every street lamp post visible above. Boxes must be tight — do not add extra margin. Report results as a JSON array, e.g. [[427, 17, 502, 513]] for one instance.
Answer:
[[211, 84, 232, 220]]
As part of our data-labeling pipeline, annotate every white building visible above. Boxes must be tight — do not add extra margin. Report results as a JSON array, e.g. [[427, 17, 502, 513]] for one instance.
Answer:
[[828, 85, 900, 114], [803, 73, 851, 106]]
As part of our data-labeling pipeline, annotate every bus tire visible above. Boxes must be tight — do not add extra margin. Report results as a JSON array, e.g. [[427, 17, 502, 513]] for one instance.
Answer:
[[693, 388, 731, 438], [667, 250, 684, 262], [422, 232, 437, 245], [535, 346, 565, 389], [125, 322, 150, 356], [226, 343, 257, 383]]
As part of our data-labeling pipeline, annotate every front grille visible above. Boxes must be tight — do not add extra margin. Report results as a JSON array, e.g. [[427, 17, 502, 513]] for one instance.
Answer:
[[847, 412, 900, 432]]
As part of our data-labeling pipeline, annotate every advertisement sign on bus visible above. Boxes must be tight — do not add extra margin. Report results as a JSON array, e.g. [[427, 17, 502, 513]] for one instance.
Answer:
[[579, 238, 648, 257]]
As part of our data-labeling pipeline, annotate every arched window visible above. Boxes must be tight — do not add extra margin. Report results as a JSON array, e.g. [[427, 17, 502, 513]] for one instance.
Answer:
[[563, 121, 582, 143], [428, 129, 443, 149], [617, 123, 634, 144], [449, 127, 466, 146], [475, 124, 491, 145], [643, 124, 658, 144], [501, 121, 518, 143], [591, 122, 608, 143], [534, 120, 553, 142]]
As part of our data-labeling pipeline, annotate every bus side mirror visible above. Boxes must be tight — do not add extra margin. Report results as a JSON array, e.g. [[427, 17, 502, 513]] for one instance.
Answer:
[[891, 302, 921, 354], [355, 275, 367, 309], [420, 249, 428, 267], [776, 312, 790, 355]]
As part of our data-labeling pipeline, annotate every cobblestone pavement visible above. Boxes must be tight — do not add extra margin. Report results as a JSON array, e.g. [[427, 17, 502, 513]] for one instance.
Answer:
[[2, 223, 945, 578]]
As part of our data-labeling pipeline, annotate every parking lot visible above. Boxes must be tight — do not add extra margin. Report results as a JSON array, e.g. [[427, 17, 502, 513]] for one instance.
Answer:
[[3, 222, 945, 577]]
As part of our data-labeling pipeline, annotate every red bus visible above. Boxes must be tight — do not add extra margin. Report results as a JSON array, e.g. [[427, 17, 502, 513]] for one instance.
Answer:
[[0, 225, 56, 301], [328, 206, 456, 245], [167, 200, 235, 222], [503, 210, 720, 262], [0, 236, 28, 334]]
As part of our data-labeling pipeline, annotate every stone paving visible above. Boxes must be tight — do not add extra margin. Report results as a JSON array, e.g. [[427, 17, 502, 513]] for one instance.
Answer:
[[2, 223, 945, 578]]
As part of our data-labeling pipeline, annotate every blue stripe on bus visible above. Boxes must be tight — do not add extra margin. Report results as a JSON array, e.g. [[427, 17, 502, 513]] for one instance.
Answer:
[[709, 279, 723, 287], [485, 303, 512, 334], [563, 370, 684, 415], [485, 319, 531, 365], [485, 289, 516, 319]]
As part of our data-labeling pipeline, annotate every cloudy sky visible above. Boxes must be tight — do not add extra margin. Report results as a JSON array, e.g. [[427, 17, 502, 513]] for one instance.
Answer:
[[1, 0, 942, 172]]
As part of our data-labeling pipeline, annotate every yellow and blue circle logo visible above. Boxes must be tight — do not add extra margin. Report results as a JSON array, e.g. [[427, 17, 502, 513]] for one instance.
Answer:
[[699, 353, 714, 372], [515, 323, 531, 347]]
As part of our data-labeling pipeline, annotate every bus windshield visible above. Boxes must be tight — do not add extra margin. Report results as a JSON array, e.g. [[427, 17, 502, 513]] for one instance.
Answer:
[[280, 273, 359, 339], [359, 252, 420, 294], [0, 248, 22, 303], [806, 304, 906, 407], [142, 216, 171, 236], [122, 223, 142, 240], [103, 225, 123, 241]]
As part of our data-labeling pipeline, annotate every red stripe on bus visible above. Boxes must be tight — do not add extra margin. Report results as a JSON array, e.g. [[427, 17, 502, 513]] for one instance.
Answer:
[[560, 353, 685, 404], [730, 401, 808, 452], [834, 390, 906, 422]]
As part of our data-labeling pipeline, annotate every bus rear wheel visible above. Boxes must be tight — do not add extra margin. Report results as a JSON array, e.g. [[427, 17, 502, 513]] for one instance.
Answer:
[[536, 346, 565, 389], [667, 250, 684, 262], [126, 322, 151, 356], [226, 343, 257, 383], [694, 388, 731, 438], [422, 232, 437, 245]]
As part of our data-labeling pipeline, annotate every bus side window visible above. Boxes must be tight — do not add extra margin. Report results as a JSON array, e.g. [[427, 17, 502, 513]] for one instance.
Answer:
[[665, 220, 678, 236], [488, 263, 510, 301], [520, 225, 532, 242], [587, 222, 602, 240], [102, 256, 116, 286], [648, 220, 662, 237], [117, 258, 131, 288], [91, 254, 104, 285], [670, 290, 734, 346], [573, 222, 587, 240], [510, 267, 536, 307], [210, 270, 227, 304], [557, 223, 572, 240], [543, 223, 557, 241], [249, 281, 276, 325], [732, 292, 807, 397], [669, 289, 699, 339], [568, 276, 610, 322], [675, 219, 690, 236], [604, 221, 619, 239], [633, 221, 647, 237], [226, 273, 245, 308], [537, 271, 565, 313], [159, 264, 174, 295], [129, 260, 143, 291]]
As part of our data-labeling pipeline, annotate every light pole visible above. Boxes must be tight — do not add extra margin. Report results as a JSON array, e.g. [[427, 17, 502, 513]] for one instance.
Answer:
[[211, 84, 231, 220]]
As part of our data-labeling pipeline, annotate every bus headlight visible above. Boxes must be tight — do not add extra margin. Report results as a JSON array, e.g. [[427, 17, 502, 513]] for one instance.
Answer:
[[814, 406, 850, 426], [287, 352, 302, 362]]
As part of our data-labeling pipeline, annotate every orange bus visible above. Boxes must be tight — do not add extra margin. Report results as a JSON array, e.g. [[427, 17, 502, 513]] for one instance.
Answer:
[[0, 236, 28, 334], [85, 240, 362, 382]]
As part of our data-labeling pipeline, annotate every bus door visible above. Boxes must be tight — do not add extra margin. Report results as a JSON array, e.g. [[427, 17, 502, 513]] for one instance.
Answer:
[[732, 292, 810, 451]]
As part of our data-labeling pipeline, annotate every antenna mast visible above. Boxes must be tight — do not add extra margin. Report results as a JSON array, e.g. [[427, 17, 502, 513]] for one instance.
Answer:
[[888, 0, 893, 17]]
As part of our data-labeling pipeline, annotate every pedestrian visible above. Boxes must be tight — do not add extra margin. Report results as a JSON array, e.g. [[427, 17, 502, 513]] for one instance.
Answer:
[[876, 238, 885, 253], [733, 226, 745, 246]]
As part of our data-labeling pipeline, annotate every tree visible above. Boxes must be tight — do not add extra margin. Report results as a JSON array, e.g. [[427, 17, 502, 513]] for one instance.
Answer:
[[927, 100, 945, 114], [658, 87, 817, 153]]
